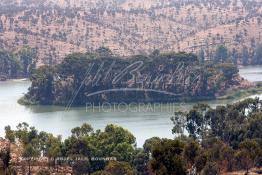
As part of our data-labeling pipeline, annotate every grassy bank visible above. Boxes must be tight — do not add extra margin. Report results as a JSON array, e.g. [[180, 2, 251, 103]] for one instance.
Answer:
[[218, 84, 262, 101]]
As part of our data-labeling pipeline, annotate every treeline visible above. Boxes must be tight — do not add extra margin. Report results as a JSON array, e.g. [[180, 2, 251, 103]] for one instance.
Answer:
[[200, 44, 262, 65], [21, 48, 240, 106], [2, 98, 262, 174], [0, 47, 37, 80]]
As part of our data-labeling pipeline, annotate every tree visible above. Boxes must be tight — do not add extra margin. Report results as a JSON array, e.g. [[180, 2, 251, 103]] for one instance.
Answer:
[[183, 140, 200, 166], [143, 137, 161, 154], [246, 113, 262, 139], [64, 124, 136, 173], [72, 160, 91, 175], [46, 137, 62, 171], [242, 46, 249, 65], [201, 162, 220, 175], [235, 139, 262, 174], [218, 63, 239, 82], [71, 123, 93, 138], [151, 49, 160, 57], [133, 150, 149, 175], [96, 124, 136, 162], [18, 47, 37, 77], [214, 45, 228, 63], [28, 66, 54, 104], [195, 152, 208, 173], [220, 145, 235, 171], [104, 161, 134, 175], [0, 144, 11, 175], [171, 111, 187, 137], [90, 161, 134, 175], [15, 122, 30, 144], [5, 126, 15, 142], [23, 143, 40, 175], [95, 47, 113, 57], [207, 106, 227, 140], [149, 139, 186, 175], [198, 49, 205, 64], [0, 19, 4, 32], [252, 44, 262, 65], [185, 107, 206, 139], [0, 50, 21, 78], [231, 48, 238, 65], [37, 169, 51, 175]]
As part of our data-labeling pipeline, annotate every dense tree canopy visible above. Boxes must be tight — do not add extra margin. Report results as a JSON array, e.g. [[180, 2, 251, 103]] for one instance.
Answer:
[[3, 98, 262, 174], [0, 47, 36, 80], [21, 50, 240, 106]]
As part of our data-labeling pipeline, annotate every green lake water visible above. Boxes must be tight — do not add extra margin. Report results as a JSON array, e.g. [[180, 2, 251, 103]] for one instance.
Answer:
[[0, 66, 262, 146]]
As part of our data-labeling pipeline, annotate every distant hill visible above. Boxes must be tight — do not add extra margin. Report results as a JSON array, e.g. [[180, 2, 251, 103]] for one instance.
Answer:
[[0, 0, 261, 65]]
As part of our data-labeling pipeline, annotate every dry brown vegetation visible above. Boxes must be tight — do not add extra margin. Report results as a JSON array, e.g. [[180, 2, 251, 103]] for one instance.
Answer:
[[0, 0, 261, 65]]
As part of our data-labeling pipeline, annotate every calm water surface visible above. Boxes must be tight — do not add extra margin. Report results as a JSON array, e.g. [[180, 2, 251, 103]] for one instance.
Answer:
[[0, 66, 262, 147], [239, 65, 262, 82]]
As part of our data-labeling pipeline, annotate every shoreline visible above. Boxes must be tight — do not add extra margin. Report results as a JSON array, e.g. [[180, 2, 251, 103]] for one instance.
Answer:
[[18, 85, 262, 108], [0, 78, 29, 82]]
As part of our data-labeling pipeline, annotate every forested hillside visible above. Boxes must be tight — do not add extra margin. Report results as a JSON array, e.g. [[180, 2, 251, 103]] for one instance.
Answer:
[[0, 47, 37, 80], [19, 50, 246, 106], [0, 0, 261, 65]]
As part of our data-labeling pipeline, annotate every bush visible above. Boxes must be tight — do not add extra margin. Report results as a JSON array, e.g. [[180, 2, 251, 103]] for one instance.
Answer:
[[201, 162, 220, 175], [37, 169, 51, 175]]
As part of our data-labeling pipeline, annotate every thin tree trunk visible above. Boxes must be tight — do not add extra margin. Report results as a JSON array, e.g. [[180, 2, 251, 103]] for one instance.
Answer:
[[28, 161, 31, 175]]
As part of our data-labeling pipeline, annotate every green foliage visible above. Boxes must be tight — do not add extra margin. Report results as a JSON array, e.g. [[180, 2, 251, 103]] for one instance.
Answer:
[[4, 126, 15, 143], [214, 45, 228, 63], [0, 145, 11, 175], [149, 139, 187, 175], [242, 46, 249, 65], [0, 47, 37, 79], [246, 113, 262, 139], [4, 99, 262, 175], [173, 98, 262, 147], [36, 169, 51, 175], [91, 161, 135, 175], [103, 161, 134, 175], [252, 44, 262, 65], [217, 63, 239, 81], [171, 111, 186, 136], [143, 137, 161, 154], [231, 48, 238, 65], [0, 50, 21, 79], [235, 139, 262, 174], [201, 162, 220, 175], [28, 65, 55, 104], [22, 50, 240, 105], [195, 152, 208, 172], [172, 104, 210, 139], [198, 49, 205, 64], [18, 46, 37, 77], [23, 143, 41, 175], [170, 98, 262, 173], [23, 143, 41, 158], [63, 123, 136, 173], [71, 123, 93, 138], [72, 160, 91, 175], [183, 140, 200, 165], [133, 149, 149, 175], [95, 47, 113, 57]]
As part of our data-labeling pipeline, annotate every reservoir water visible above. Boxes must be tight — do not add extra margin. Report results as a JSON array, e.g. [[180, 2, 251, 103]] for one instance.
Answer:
[[0, 66, 262, 147]]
